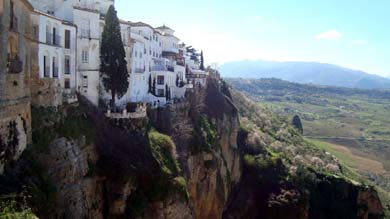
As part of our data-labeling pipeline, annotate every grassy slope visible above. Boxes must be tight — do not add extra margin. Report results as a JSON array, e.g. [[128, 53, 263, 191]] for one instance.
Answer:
[[226, 78, 390, 171], [227, 78, 390, 217]]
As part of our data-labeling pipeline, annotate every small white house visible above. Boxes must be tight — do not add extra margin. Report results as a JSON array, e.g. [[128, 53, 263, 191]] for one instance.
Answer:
[[34, 10, 77, 97]]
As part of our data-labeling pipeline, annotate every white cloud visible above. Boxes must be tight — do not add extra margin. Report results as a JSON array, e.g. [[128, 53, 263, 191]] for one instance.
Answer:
[[315, 30, 343, 40], [351, 39, 368, 45]]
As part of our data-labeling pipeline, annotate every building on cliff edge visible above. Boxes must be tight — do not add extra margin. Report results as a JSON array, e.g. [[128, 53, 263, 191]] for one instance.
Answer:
[[0, 0, 36, 174], [0, 0, 212, 174]]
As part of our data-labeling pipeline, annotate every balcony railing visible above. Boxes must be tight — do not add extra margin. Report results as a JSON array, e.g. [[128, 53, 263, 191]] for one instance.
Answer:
[[53, 67, 59, 77], [74, 3, 100, 13], [46, 33, 61, 46], [151, 65, 174, 72], [134, 68, 145, 73], [80, 29, 91, 39], [7, 55, 23, 74], [44, 66, 50, 77]]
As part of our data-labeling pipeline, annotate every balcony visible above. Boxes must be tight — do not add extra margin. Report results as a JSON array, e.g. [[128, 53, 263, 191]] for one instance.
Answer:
[[74, 3, 100, 13], [134, 68, 145, 73], [151, 65, 174, 72], [162, 48, 179, 56], [46, 33, 61, 46], [7, 55, 23, 74], [152, 58, 175, 72]]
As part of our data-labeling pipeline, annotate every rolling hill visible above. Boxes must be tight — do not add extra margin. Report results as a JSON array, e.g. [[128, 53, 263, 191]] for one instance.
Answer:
[[220, 60, 390, 89]]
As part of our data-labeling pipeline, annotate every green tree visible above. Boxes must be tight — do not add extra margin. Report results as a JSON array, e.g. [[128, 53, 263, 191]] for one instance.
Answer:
[[200, 50, 205, 70], [100, 5, 129, 108], [292, 115, 303, 134]]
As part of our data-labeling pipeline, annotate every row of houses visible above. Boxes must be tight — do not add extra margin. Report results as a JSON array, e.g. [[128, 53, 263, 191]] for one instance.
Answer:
[[0, 0, 209, 173], [29, 0, 208, 108]]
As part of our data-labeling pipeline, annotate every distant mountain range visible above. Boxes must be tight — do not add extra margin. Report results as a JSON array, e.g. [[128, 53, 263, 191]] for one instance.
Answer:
[[219, 60, 390, 89]]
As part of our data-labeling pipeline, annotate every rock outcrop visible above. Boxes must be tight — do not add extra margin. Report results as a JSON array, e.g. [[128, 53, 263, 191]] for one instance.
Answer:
[[0, 78, 386, 219]]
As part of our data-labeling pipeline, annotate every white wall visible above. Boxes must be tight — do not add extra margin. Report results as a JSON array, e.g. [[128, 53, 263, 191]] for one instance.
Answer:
[[73, 9, 101, 105], [36, 13, 77, 92]]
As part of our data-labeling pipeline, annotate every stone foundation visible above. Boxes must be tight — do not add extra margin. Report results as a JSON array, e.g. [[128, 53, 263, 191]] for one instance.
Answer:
[[0, 99, 31, 173]]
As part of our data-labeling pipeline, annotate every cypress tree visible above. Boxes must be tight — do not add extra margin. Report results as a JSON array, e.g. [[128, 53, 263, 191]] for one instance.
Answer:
[[100, 5, 129, 109], [292, 115, 303, 134], [200, 50, 205, 70]]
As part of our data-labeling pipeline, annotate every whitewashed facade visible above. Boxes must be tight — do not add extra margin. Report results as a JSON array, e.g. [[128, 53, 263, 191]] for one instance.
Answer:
[[28, 0, 206, 108], [32, 10, 77, 99], [29, 0, 114, 105]]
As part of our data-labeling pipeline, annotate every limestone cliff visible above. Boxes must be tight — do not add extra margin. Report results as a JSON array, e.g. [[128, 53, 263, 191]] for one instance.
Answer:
[[148, 78, 241, 218], [0, 78, 386, 219]]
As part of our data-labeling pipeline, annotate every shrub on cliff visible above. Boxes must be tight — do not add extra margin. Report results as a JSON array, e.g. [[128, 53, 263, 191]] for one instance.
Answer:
[[190, 115, 218, 154], [148, 129, 180, 175], [0, 199, 37, 219]]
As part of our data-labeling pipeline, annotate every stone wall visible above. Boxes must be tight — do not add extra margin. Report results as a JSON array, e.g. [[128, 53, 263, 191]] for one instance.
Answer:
[[30, 75, 63, 107], [0, 0, 35, 174]]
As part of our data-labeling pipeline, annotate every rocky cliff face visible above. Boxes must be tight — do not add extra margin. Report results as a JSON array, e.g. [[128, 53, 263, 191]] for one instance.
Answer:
[[148, 78, 241, 219], [0, 78, 386, 219]]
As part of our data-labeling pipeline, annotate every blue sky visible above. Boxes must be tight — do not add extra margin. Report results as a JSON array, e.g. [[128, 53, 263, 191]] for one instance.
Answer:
[[115, 0, 390, 77]]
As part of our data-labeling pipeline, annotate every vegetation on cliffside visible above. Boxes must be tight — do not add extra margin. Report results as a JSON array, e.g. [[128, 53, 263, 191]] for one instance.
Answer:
[[223, 84, 385, 219]]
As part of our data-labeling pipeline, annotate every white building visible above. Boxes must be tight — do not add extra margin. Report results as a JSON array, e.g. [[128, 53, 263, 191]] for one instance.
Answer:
[[29, 0, 114, 106], [28, 0, 204, 108], [32, 10, 77, 105], [152, 25, 187, 102]]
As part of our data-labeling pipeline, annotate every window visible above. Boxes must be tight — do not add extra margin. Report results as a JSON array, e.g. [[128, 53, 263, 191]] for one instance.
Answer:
[[83, 75, 88, 88], [64, 78, 70, 89], [43, 55, 49, 77], [82, 50, 89, 63], [65, 30, 71, 49], [64, 56, 70, 74], [157, 89, 164, 97], [53, 27, 57, 45], [80, 20, 90, 38], [157, 75, 164, 85], [52, 57, 58, 77]]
